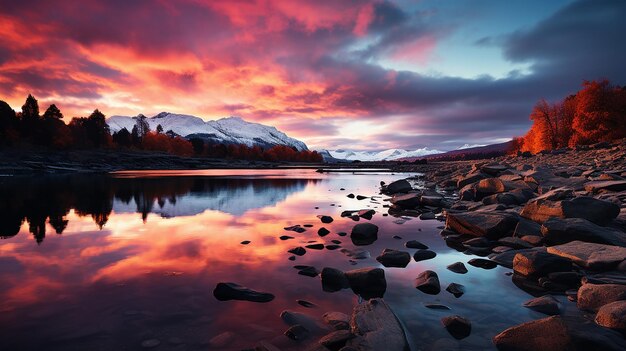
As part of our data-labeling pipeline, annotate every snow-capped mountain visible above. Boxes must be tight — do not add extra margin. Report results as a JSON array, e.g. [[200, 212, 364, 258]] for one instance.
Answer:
[[107, 112, 308, 151], [324, 148, 443, 161]]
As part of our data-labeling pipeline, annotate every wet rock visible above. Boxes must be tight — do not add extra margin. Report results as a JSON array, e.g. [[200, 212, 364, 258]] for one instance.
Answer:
[[319, 330, 355, 350], [447, 262, 468, 274], [297, 300, 316, 308], [457, 172, 487, 188], [546, 241, 626, 270], [585, 180, 626, 193], [376, 249, 411, 268], [288, 247, 306, 256], [540, 217, 626, 246], [482, 164, 508, 176], [577, 283, 626, 312], [390, 193, 421, 208], [493, 315, 626, 351], [341, 248, 371, 260], [445, 211, 518, 239], [490, 248, 546, 268], [347, 299, 410, 351], [318, 215, 334, 223], [213, 282, 275, 303], [347, 193, 355, 198], [285, 225, 306, 233], [424, 304, 451, 310], [596, 301, 626, 332], [356, 195, 368, 200], [350, 223, 379, 246], [521, 196, 620, 225], [405, 240, 428, 249], [241, 240, 251, 245], [420, 212, 436, 220], [345, 268, 387, 299], [498, 237, 533, 249], [413, 249, 437, 262], [323, 311, 350, 330], [513, 251, 572, 277], [285, 324, 309, 341], [441, 315, 471, 340], [280, 235, 294, 240], [415, 270, 440, 295], [318, 227, 331, 237], [306, 243, 325, 250], [297, 266, 320, 277], [321, 267, 350, 292], [468, 258, 498, 269], [326, 244, 341, 250], [358, 209, 376, 219], [523, 295, 560, 315], [281, 310, 326, 333], [385, 179, 412, 194], [476, 178, 506, 197], [446, 283, 465, 298]]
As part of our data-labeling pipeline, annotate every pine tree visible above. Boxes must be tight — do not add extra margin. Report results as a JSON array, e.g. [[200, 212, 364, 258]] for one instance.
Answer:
[[43, 104, 63, 120]]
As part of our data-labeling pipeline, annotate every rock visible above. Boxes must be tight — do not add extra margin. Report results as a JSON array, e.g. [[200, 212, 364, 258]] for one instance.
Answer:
[[297, 300, 316, 308], [413, 249, 437, 262], [476, 178, 506, 197], [498, 237, 533, 249], [241, 240, 251, 245], [285, 225, 306, 233], [514, 218, 543, 238], [424, 303, 451, 310], [350, 223, 379, 246], [323, 312, 350, 330], [345, 268, 387, 300], [141, 339, 160, 348], [420, 212, 436, 220], [577, 283, 626, 312], [415, 270, 440, 295], [405, 240, 428, 249], [523, 295, 560, 315], [306, 243, 325, 250], [521, 197, 620, 225], [321, 267, 350, 292], [347, 299, 410, 351], [318, 227, 331, 237], [482, 164, 508, 176], [280, 235, 294, 240], [546, 241, 626, 269], [446, 283, 465, 298], [213, 282, 275, 302], [585, 180, 626, 193], [297, 266, 320, 277], [390, 193, 422, 208], [288, 247, 306, 256], [281, 310, 326, 333], [285, 324, 309, 340], [490, 248, 546, 268], [441, 315, 471, 340], [540, 217, 626, 247], [385, 179, 412, 194], [596, 301, 626, 332], [513, 251, 572, 277], [457, 172, 487, 188], [493, 315, 626, 351], [376, 249, 411, 268], [468, 258, 498, 269], [447, 262, 468, 274], [341, 248, 371, 259], [319, 330, 355, 350], [318, 215, 334, 223], [445, 211, 518, 239], [356, 195, 368, 200]]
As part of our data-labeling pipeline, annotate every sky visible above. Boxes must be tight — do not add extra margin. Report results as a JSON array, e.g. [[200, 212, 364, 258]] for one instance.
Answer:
[[1, 0, 625, 151]]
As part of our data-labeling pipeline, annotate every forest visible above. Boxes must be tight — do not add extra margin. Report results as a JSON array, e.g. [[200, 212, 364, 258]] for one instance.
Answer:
[[0, 95, 322, 162], [512, 80, 626, 153]]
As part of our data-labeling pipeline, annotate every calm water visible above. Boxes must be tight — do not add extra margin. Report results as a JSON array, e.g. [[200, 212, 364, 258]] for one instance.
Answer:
[[0, 170, 576, 350]]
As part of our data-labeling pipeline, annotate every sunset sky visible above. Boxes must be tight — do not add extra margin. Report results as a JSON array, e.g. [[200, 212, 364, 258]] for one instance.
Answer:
[[1, 0, 624, 151]]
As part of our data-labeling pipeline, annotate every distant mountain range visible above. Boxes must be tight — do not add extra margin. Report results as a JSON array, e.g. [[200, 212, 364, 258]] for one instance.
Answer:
[[398, 141, 513, 161], [323, 148, 443, 162], [107, 112, 308, 151]]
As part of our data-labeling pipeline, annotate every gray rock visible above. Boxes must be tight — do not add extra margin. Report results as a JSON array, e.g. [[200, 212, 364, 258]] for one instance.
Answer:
[[493, 315, 626, 351], [468, 258, 498, 269], [446, 283, 466, 298], [457, 172, 487, 188], [540, 217, 626, 247], [490, 248, 546, 268], [577, 283, 626, 312], [390, 193, 421, 208], [376, 249, 411, 268], [347, 299, 410, 351], [546, 241, 626, 269]]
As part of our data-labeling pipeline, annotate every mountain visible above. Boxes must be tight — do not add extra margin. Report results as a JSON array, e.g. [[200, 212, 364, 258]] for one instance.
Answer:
[[323, 148, 443, 162], [107, 113, 308, 151], [398, 141, 513, 161]]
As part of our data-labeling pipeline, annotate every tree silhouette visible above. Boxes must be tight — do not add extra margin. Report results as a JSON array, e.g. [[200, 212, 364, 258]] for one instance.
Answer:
[[43, 104, 63, 120], [156, 124, 163, 134], [0, 100, 18, 146], [135, 114, 150, 138]]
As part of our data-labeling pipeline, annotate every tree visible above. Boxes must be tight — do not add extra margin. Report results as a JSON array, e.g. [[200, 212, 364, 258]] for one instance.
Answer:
[[86, 109, 111, 148], [43, 104, 63, 120], [0, 100, 18, 146], [156, 124, 163, 134], [135, 114, 150, 138], [190, 138, 204, 154], [20, 94, 40, 139], [113, 128, 132, 147]]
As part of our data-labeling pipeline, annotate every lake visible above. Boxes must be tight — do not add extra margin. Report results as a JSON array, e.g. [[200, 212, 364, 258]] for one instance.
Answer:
[[0, 169, 575, 350]]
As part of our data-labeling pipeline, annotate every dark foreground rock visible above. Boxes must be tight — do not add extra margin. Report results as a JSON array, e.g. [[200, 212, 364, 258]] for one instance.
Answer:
[[441, 315, 471, 339], [523, 295, 560, 315], [350, 223, 379, 246], [445, 211, 518, 239], [346, 299, 410, 351], [493, 315, 626, 351], [345, 268, 387, 299], [512, 251, 572, 277], [521, 197, 620, 225], [321, 267, 350, 292], [577, 283, 626, 312], [596, 301, 626, 332], [414, 270, 440, 295], [376, 249, 411, 268], [540, 217, 626, 247], [546, 241, 626, 269], [213, 282, 275, 302]]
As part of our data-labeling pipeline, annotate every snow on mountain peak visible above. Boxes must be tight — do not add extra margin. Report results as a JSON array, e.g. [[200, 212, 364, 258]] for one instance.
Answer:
[[325, 147, 443, 161], [107, 112, 308, 151]]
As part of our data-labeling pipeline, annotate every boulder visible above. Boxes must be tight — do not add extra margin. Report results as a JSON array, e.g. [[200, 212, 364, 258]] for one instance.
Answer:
[[385, 179, 412, 194], [481, 164, 508, 176], [585, 180, 626, 193], [376, 249, 411, 268], [445, 211, 518, 239], [521, 197, 620, 225], [319, 330, 355, 349], [547, 241, 626, 269], [490, 248, 547, 268], [457, 172, 487, 188], [596, 301, 626, 332], [345, 268, 387, 300], [577, 283, 626, 312], [347, 299, 410, 351], [523, 295, 560, 315], [493, 315, 626, 351], [321, 267, 350, 292], [468, 258, 499, 269], [514, 218, 542, 237], [447, 262, 468, 274], [441, 315, 471, 340], [413, 249, 437, 262], [446, 283, 465, 298], [541, 218, 626, 247], [351, 223, 379, 246], [513, 251, 572, 277], [414, 270, 440, 295], [405, 240, 428, 249], [323, 311, 350, 330], [475, 178, 506, 197], [390, 193, 421, 208], [318, 215, 334, 223], [213, 283, 275, 303]]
